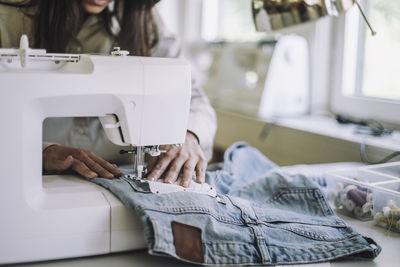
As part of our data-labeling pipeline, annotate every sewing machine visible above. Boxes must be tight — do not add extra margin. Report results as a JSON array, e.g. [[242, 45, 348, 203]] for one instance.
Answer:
[[0, 36, 191, 264]]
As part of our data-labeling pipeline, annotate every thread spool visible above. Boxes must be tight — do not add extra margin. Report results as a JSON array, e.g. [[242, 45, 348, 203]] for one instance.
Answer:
[[344, 184, 357, 194], [366, 193, 373, 203], [374, 212, 386, 227], [382, 206, 391, 217], [387, 209, 400, 221], [354, 206, 363, 218], [347, 188, 367, 207], [339, 191, 347, 204], [345, 199, 356, 212], [362, 202, 373, 214], [375, 212, 399, 230]]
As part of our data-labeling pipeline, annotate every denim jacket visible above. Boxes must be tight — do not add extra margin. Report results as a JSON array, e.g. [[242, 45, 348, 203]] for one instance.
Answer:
[[91, 142, 381, 265]]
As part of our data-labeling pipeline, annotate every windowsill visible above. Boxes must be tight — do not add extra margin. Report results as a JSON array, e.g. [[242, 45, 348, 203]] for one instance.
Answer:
[[274, 114, 400, 152], [214, 108, 400, 162]]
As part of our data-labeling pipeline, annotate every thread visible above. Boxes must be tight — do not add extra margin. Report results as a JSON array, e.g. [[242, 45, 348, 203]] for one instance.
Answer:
[[354, 206, 363, 218], [362, 202, 373, 214], [366, 193, 373, 203], [345, 199, 355, 212], [330, 183, 373, 220], [374, 212, 387, 228], [347, 188, 367, 206], [374, 202, 400, 233]]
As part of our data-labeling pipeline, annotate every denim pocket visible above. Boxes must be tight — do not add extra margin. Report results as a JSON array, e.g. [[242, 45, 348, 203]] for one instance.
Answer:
[[270, 187, 334, 217], [254, 187, 353, 242], [255, 187, 345, 227], [269, 222, 354, 242]]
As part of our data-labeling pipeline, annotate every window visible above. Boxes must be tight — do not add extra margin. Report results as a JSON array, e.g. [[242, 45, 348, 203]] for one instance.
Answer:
[[331, 0, 400, 124], [201, 0, 265, 42]]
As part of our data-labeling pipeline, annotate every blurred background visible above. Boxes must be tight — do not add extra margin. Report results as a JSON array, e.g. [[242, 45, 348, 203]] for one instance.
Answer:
[[158, 0, 400, 165]]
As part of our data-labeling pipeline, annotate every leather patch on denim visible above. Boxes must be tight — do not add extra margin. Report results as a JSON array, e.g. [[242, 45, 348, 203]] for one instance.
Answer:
[[171, 221, 204, 263]]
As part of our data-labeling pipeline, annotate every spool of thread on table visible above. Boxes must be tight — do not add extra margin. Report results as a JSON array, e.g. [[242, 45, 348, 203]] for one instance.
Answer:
[[366, 193, 373, 203], [374, 212, 387, 228], [347, 188, 367, 207], [344, 184, 357, 194], [382, 206, 391, 217], [375, 213, 399, 230], [345, 199, 356, 212], [387, 209, 400, 221], [354, 206, 363, 218], [381, 205, 400, 220], [362, 202, 373, 214], [339, 191, 347, 204]]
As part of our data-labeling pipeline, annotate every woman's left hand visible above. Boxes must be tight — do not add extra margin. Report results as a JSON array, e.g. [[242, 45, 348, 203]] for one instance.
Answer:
[[146, 131, 207, 187]]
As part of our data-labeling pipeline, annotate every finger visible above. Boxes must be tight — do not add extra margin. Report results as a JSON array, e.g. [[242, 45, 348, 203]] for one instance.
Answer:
[[195, 158, 207, 184], [145, 156, 159, 174], [164, 157, 187, 184], [71, 159, 97, 179], [44, 155, 74, 172], [55, 155, 75, 172], [180, 159, 197, 187], [87, 151, 124, 177], [147, 152, 175, 181], [73, 151, 114, 179]]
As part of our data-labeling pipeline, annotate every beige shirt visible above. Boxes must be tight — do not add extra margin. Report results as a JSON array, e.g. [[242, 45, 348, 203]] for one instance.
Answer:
[[0, 2, 217, 162]]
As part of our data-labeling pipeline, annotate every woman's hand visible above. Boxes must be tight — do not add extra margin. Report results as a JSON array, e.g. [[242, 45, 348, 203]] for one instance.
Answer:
[[43, 145, 124, 179], [146, 132, 207, 187]]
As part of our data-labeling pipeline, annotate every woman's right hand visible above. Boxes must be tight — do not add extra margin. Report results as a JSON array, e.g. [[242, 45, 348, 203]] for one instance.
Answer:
[[43, 145, 124, 179]]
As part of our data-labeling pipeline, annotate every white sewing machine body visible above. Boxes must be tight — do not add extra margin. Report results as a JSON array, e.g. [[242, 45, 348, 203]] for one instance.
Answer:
[[0, 40, 191, 264]]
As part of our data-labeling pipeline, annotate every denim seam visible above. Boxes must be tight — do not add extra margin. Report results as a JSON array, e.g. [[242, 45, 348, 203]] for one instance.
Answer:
[[250, 225, 271, 265], [203, 241, 255, 245], [260, 221, 352, 241], [149, 218, 165, 252], [260, 221, 346, 228], [138, 206, 243, 225], [313, 188, 335, 217], [267, 244, 377, 265], [226, 195, 271, 265], [270, 187, 343, 224], [271, 187, 320, 201], [225, 195, 248, 223], [276, 225, 349, 242]]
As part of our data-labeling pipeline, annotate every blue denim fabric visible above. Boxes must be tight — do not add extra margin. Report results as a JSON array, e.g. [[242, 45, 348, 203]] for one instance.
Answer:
[[91, 142, 381, 265]]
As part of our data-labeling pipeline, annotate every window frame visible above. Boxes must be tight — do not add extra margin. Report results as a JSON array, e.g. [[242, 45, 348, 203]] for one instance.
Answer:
[[329, 1, 400, 125]]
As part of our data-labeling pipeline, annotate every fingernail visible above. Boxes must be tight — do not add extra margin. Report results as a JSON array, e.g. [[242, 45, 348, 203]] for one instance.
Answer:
[[164, 178, 172, 184], [89, 172, 97, 178]]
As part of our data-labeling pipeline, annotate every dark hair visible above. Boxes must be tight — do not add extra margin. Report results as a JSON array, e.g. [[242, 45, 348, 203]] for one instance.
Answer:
[[28, 0, 159, 56]]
